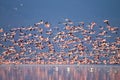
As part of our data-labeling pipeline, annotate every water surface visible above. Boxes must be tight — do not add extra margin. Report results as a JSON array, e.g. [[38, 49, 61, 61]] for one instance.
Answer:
[[0, 65, 120, 80]]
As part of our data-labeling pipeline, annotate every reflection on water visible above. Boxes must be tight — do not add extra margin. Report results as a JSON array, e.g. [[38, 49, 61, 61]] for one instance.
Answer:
[[0, 65, 120, 80]]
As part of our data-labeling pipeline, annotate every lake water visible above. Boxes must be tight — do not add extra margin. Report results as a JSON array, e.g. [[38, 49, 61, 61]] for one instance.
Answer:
[[0, 65, 120, 80]]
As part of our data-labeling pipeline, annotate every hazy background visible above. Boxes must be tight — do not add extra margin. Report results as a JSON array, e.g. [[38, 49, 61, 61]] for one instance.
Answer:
[[0, 0, 120, 64], [0, 0, 120, 29]]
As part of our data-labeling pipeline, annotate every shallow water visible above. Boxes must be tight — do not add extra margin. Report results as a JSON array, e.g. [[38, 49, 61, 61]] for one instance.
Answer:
[[0, 65, 120, 80]]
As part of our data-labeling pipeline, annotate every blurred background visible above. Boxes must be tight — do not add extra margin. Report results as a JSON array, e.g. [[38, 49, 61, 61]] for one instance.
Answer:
[[0, 0, 120, 29]]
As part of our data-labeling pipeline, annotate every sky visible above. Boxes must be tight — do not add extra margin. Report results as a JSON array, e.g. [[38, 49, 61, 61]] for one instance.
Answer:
[[0, 0, 120, 29], [0, 0, 120, 62]]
